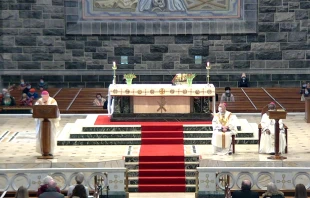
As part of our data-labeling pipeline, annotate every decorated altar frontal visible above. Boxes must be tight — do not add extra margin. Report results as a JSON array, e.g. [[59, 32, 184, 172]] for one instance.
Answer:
[[108, 84, 216, 118]]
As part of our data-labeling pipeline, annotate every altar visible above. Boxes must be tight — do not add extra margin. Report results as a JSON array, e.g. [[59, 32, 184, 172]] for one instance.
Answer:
[[108, 84, 216, 117]]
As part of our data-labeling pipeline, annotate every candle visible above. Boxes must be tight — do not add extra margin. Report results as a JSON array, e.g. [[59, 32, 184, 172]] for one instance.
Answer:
[[207, 62, 210, 67], [113, 61, 116, 68]]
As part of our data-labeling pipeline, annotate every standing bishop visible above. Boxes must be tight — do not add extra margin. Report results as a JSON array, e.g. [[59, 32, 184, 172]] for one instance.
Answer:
[[35, 91, 60, 156], [212, 103, 237, 155], [259, 102, 286, 154]]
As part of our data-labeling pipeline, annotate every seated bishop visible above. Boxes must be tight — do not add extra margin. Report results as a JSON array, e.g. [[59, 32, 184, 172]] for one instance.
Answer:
[[212, 103, 237, 155], [259, 102, 286, 154]]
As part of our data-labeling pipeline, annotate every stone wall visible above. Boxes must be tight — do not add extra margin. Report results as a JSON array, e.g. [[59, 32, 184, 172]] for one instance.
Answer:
[[1, 0, 310, 88]]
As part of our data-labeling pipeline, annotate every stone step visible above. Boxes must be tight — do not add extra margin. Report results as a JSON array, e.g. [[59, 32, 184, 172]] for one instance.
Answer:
[[127, 169, 197, 177], [68, 131, 254, 139], [125, 161, 199, 170], [124, 156, 200, 163], [58, 137, 258, 145], [82, 126, 140, 132], [128, 176, 196, 185], [127, 184, 196, 192]]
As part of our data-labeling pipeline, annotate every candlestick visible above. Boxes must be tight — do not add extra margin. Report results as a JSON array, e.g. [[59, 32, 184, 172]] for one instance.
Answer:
[[112, 61, 117, 85], [206, 62, 211, 85]]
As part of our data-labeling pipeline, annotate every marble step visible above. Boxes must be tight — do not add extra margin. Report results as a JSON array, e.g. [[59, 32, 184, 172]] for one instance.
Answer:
[[69, 131, 254, 139], [127, 184, 196, 192], [124, 156, 200, 163], [58, 136, 259, 145], [81, 125, 244, 132], [125, 161, 199, 170], [82, 126, 141, 132], [128, 176, 196, 185], [127, 169, 197, 177]]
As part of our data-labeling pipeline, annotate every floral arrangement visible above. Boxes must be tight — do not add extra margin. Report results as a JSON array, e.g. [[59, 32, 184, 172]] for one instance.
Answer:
[[124, 73, 136, 79], [186, 74, 196, 80]]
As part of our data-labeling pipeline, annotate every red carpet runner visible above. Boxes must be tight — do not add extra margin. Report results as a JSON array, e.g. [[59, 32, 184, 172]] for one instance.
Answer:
[[94, 115, 212, 125], [138, 125, 186, 192]]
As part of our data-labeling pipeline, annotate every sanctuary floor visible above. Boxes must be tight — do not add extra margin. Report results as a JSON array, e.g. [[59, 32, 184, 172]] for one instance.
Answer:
[[0, 113, 310, 197]]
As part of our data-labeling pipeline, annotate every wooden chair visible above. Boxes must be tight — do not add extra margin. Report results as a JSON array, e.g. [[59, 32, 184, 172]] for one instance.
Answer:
[[258, 105, 288, 153]]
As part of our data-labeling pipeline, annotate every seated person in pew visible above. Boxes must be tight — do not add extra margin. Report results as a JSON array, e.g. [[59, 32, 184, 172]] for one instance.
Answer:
[[0, 93, 3, 104], [20, 93, 34, 106], [27, 88, 39, 100], [212, 102, 237, 155], [220, 87, 235, 102], [262, 182, 284, 198], [1, 92, 16, 106], [38, 78, 48, 91], [103, 94, 109, 110], [238, 72, 249, 87], [93, 93, 106, 106], [18, 79, 27, 91], [259, 102, 286, 155], [232, 180, 259, 198], [23, 83, 31, 94]]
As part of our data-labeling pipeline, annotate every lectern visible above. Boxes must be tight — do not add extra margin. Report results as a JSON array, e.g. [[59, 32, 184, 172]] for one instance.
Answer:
[[267, 110, 287, 160], [32, 105, 59, 159], [305, 98, 310, 123]]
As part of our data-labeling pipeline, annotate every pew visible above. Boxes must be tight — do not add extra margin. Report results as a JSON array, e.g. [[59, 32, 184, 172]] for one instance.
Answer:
[[1, 87, 306, 114]]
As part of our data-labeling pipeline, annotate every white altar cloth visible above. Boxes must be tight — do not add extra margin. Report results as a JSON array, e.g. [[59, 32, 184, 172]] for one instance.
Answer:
[[108, 84, 215, 97]]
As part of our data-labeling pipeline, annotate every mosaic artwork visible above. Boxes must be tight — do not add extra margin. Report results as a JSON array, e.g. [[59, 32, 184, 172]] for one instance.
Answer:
[[84, 0, 240, 20], [66, 0, 257, 35], [93, 0, 230, 12]]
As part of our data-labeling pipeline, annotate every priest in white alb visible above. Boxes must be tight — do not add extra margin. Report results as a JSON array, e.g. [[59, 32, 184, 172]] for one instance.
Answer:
[[212, 103, 237, 155], [35, 91, 60, 156], [259, 102, 286, 154]]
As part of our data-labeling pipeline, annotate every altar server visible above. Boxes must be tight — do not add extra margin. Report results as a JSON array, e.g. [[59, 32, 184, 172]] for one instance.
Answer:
[[212, 103, 237, 155], [35, 91, 60, 156], [259, 102, 286, 154]]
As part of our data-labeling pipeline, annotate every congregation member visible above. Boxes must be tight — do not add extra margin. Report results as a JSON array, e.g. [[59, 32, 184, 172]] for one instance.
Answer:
[[27, 88, 39, 100], [67, 172, 89, 197], [14, 186, 29, 198], [103, 94, 109, 110], [35, 91, 60, 156], [38, 78, 48, 90], [2, 92, 16, 106], [70, 184, 88, 198], [259, 102, 286, 154], [20, 93, 33, 106], [262, 182, 285, 198], [22, 84, 31, 94], [212, 102, 237, 155], [300, 81, 308, 101], [220, 87, 235, 102], [38, 179, 64, 198], [238, 73, 249, 87], [18, 79, 26, 91], [294, 184, 308, 198], [2, 88, 8, 95], [0, 93, 3, 104], [232, 180, 259, 198], [93, 93, 105, 106], [37, 176, 61, 197]]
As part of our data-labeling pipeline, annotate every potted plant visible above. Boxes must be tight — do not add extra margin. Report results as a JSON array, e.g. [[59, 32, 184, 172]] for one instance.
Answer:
[[186, 74, 196, 86], [123, 73, 136, 85]]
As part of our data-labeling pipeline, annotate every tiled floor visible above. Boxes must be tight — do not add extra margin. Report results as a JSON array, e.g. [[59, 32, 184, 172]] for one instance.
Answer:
[[1, 113, 310, 166], [1, 113, 310, 197]]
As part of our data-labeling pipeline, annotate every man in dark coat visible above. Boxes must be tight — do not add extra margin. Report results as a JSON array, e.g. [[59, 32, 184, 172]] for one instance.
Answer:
[[232, 180, 259, 198], [38, 180, 64, 198]]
